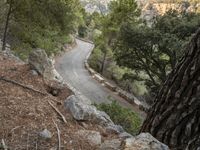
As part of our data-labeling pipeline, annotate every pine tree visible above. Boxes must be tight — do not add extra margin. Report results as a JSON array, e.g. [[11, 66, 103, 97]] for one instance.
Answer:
[[141, 28, 200, 150]]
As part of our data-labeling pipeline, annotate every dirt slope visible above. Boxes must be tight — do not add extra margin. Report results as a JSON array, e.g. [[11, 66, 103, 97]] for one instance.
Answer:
[[0, 52, 116, 150]]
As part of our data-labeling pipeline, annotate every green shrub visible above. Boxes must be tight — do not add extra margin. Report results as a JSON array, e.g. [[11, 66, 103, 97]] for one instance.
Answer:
[[88, 47, 103, 71], [78, 25, 88, 38], [58, 35, 73, 44], [12, 43, 32, 60], [95, 101, 142, 135], [11, 26, 73, 60]]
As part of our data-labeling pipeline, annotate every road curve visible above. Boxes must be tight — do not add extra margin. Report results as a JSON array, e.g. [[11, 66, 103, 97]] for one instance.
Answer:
[[55, 39, 145, 117]]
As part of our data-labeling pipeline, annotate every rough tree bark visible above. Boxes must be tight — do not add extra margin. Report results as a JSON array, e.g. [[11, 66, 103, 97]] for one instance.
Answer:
[[141, 28, 200, 150]]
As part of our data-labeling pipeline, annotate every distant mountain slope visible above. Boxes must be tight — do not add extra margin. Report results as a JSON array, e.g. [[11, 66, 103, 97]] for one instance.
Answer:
[[140, 0, 200, 25], [80, 0, 111, 14], [80, 0, 200, 15]]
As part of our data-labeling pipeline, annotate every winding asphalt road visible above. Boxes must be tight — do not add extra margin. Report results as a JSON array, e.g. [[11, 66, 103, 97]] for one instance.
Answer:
[[55, 39, 145, 117]]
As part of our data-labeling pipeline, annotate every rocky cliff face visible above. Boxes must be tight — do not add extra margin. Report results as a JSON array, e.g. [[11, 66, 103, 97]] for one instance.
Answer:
[[80, 0, 111, 14], [81, 0, 200, 16], [140, 0, 200, 25]]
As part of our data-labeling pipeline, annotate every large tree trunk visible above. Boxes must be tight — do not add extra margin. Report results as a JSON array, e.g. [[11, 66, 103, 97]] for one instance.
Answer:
[[141, 28, 200, 150], [2, 0, 12, 51]]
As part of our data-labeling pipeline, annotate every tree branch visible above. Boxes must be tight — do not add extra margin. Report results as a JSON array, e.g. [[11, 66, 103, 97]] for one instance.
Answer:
[[48, 101, 67, 124], [0, 77, 46, 95], [52, 119, 61, 150]]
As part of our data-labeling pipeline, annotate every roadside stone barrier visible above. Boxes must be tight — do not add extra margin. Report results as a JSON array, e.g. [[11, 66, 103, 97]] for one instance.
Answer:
[[104, 81, 117, 92], [117, 89, 136, 105], [94, 74, 105, 83], [88, 68, 96, 75], [77, 37, 150, 113]]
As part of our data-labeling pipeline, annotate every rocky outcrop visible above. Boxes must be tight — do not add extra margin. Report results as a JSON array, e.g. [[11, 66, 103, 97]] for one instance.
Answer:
[[28, 49, 63, 82], [64, 95, 168, 149], [141, 1, 200, 26], [122, 133, 169, 150], [0, 39, 23, 63], [75, 130, 102, 146], [64, 95, 113, 126], [119, 132, 133, 139], [98, 133, 168, 150], [80, 0, 110, 14], [98, 139, 122, 150], [106, 124, 124, 134]]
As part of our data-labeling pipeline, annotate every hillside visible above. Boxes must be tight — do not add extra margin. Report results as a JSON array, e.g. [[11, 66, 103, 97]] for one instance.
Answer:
[[81, 0, 200, 15], [141, 0, 200, 24], [80, 0, 111, 13], [1, 0, 200, 149], [0, 51, 95, 149], [0, 45, 170, 149], [0, 50, 120, 149]]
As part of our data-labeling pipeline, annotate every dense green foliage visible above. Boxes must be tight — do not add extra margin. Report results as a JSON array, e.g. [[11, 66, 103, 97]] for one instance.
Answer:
[[88, 0, 147, 96], [114, 11, 200, 94], [88, 0, 200, 99], [0, 0, 83, 59], [78, 11, 103, 39], [1, 0, 198, 100], [95, 101, 142, 135]]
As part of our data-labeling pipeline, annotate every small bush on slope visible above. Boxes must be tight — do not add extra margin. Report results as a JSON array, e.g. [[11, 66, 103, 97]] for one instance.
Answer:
[[95, 101, 142, 135]]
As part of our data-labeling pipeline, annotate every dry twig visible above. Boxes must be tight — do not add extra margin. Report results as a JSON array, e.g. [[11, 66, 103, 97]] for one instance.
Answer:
[[44, 96, 62, 105], [0, 77, 46, 95], [35, 136, 38, 150], [10, 126, 21, 133], [26, 133, 29, 150], [53, 119, 61, 150], [48, 101, 67, 123]]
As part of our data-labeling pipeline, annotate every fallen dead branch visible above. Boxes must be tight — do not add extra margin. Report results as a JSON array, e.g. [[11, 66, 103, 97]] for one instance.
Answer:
[[48, 101, 67, 123], [0, 77, 46, 95], [43, 96, 62, 105], [49, 98, 62, 105], [10, 126, 21, 133], [26, 133, 29, 150], [53, 119, 61, 150]]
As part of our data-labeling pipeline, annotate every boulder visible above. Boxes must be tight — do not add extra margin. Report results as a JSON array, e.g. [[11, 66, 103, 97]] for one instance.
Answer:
[[106, 124, 124, 134], [67, 94, 91, 105], [28, 49, 62, 82], [95, 111, 113, 126], [0, 40, 23, 63], [98, 139, 122, 150], [75, 130, 101, 146], [65, 95, 113, 126], [122, 133, 169, 150], [119, 132, 133, 139]]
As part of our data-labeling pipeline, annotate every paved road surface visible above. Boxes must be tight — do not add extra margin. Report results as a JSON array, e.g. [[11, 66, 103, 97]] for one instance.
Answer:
[[55, 39, 145, 117]]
